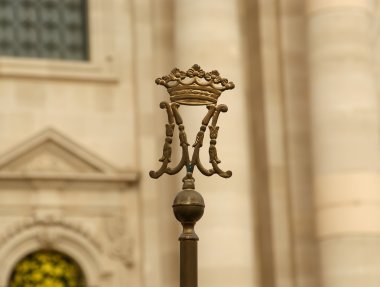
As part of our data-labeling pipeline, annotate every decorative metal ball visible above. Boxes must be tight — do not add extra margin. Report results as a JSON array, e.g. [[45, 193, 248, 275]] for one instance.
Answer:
[[172, 189, 205, 224]]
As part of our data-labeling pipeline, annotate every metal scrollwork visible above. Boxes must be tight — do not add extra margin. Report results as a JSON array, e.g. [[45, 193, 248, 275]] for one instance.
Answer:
[[149, 102, 175, 179], [149, 102, 232, 180]]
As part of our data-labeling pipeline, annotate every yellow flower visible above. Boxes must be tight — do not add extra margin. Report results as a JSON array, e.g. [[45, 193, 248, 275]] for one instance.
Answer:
[[42, 263, 53, 273], [32, 271, 42, 282], [9, 250, 85, 287]]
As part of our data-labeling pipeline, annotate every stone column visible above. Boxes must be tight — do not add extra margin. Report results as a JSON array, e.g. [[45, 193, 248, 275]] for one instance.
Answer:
[[308, 1, 380, 286], [172, 1, 256, 287]]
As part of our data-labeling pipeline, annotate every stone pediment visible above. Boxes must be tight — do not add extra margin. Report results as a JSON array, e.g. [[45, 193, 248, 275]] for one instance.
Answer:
[[0, 128, 138, 183]]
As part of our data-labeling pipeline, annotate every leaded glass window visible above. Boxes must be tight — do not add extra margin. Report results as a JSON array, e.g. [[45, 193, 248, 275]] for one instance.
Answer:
[[9, 250, 86, 287], [0, 0, 88, 60]]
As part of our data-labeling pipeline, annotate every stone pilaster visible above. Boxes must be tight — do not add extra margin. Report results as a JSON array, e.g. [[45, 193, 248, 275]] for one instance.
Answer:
[[308, 1, 380, 286], [172, 1, 256, 287]]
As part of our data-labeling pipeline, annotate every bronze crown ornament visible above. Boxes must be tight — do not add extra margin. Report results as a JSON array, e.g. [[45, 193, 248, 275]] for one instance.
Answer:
[[150, 64, 233, 182], [150, 64, 234, 287], [155, 64, 235, 106]]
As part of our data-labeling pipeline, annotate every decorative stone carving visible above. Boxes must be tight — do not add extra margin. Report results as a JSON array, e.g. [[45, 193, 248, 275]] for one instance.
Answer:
[[0, 215, 102, 252], [36, 226, 57, 248], [108, 237, 134, 268], [105, 216, 134, 268], [15, 147, 76, 173]]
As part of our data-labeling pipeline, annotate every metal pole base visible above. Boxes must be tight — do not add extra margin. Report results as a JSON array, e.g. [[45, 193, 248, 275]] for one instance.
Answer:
[[180, 240, 198, 287]]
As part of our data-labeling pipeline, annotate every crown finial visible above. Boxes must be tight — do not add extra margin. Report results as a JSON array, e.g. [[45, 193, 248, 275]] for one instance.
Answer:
[[155, 64, 235, 106]]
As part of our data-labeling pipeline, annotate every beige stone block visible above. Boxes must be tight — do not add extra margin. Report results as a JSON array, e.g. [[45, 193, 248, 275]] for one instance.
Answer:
[[308, 0, 373, 14], [315, 173, 380, 207], [0, 190, 34, 206], [320, 237, 380, 287], [199, 266, 254, 287], [317, 203, 380, 237]]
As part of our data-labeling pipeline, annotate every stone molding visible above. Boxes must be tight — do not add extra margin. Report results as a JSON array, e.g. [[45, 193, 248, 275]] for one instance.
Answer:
[[0, 213, 115, 287], [0, 215, 102, 252], [0, 128, 138, 184], [0, 215, 136, 270]]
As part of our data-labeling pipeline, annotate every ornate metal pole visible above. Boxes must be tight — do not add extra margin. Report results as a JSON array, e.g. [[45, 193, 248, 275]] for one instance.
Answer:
[[150, 64, 234, 287]]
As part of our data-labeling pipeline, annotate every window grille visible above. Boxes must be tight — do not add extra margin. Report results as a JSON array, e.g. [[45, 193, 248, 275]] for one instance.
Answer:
[[0, 0, 88, 60]]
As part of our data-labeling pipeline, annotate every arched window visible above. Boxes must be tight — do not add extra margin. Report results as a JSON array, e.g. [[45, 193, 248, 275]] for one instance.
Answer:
[[8, 250, 86, 287], [0, 0, 88, 60]]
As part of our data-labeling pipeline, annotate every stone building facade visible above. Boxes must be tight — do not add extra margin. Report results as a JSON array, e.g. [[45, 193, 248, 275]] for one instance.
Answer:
[[0, 0, 379, 287]]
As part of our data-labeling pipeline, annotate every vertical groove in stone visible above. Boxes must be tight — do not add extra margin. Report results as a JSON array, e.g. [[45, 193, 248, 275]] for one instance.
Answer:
[[278, 0, 321, 286], [152, 1, 180, 287], [239, 0, 275, 286]]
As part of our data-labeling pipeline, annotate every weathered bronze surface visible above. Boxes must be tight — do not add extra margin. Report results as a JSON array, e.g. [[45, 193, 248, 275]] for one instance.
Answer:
[[155, 64, 234, 106], [150, 65, 233, 181], [150, 64, 234, 287]]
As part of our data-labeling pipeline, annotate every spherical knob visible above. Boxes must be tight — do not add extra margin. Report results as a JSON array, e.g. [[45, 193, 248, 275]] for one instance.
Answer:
[[172, 189, 205, 224]]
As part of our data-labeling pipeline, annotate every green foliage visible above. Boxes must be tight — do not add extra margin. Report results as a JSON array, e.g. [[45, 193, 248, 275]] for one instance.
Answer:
[[9, 250, 86, 287]]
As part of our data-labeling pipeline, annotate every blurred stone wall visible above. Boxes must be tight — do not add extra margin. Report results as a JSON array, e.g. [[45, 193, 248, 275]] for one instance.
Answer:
[[0, 0, 379, 287]]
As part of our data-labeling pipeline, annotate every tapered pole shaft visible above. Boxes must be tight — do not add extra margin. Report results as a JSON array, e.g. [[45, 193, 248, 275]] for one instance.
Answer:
[[180, 239, 198, 287]]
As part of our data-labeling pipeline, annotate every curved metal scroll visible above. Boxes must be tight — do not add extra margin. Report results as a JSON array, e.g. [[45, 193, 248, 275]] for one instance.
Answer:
[[149, 102, 232, 179]]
